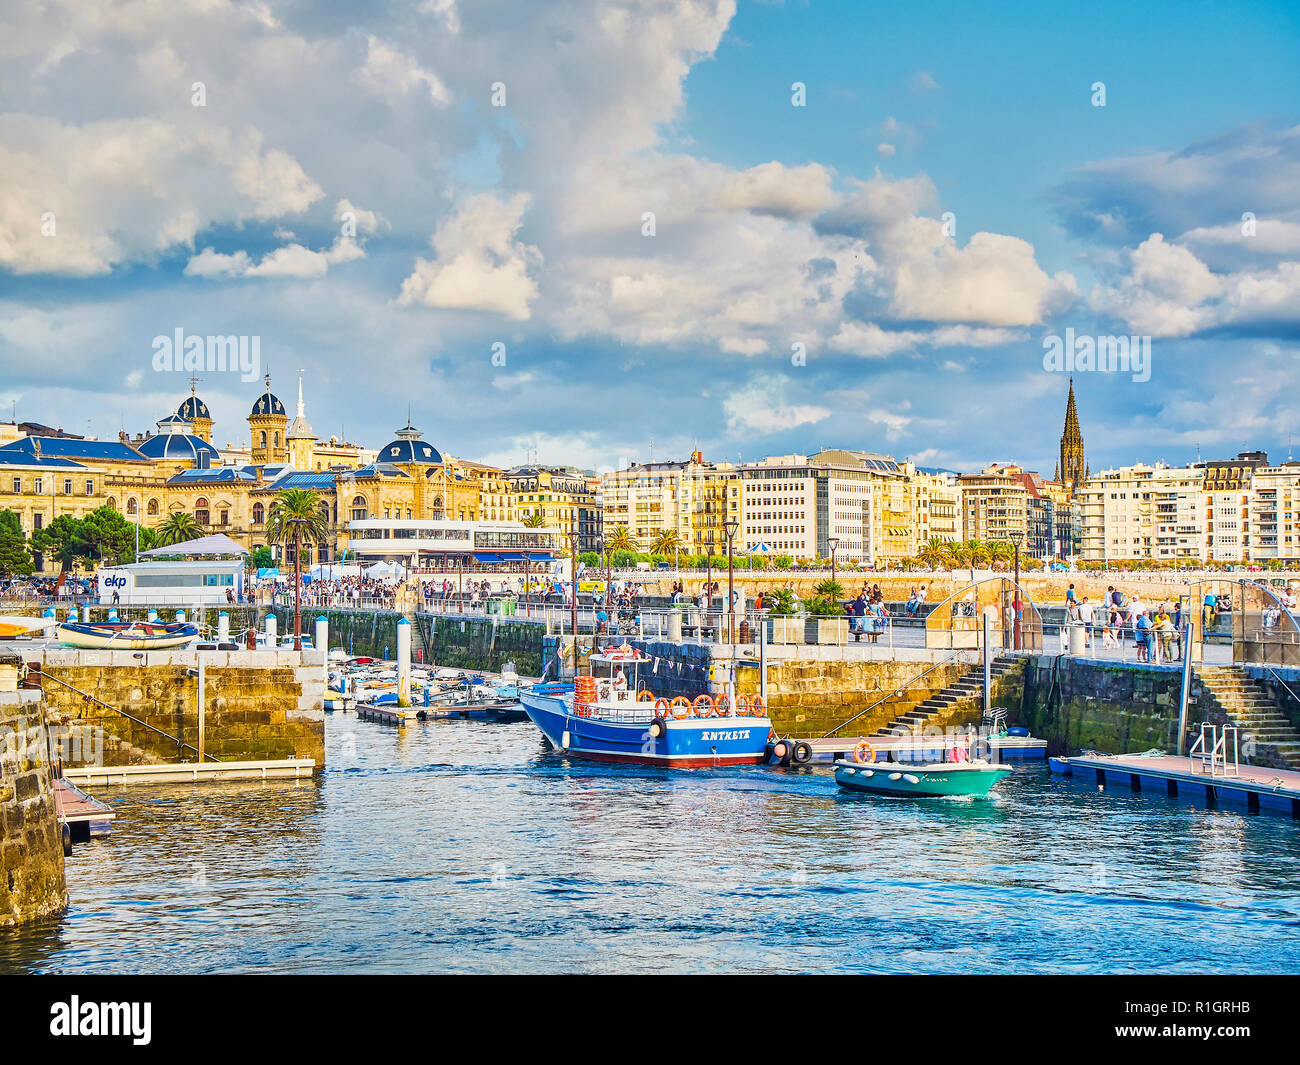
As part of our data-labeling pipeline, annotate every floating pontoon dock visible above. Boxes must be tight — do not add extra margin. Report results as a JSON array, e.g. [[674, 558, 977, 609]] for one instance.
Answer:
[[1056, 729, 1300, 817], [66, 758, 316, 786], [54, 776, 114, 840]]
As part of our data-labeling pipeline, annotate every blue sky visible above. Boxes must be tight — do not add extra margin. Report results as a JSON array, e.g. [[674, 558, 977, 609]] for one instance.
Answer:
[[2, 0, 1299, 477]]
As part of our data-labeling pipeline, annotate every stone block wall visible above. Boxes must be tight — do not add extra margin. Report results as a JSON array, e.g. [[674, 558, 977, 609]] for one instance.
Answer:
[[0, 654, 68, 927], [24, 649, 325, 770], [1013, 656, 1219, 756], [423, 615, 544, 676]]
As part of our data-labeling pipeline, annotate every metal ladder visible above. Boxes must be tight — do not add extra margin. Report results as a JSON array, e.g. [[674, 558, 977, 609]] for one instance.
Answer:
[[1189, 722, 1240, 778]]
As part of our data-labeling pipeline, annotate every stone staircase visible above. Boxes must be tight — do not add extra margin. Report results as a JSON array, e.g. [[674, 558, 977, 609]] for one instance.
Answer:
[[1196, 666, 1300, 769], [874, 656, 1020, 737], [406, 613, 430, 666]]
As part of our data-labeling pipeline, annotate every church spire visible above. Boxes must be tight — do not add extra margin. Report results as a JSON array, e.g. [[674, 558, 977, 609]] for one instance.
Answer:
[[1058, 377, 1086, 495]]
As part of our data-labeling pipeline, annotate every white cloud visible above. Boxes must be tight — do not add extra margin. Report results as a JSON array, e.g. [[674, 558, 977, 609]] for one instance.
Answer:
[[719, 162, 834, 219], [398, 192, 541, 319], [0, 117, 322, 275], [354, 35, 451, 108], [724, 375, 830, 434]]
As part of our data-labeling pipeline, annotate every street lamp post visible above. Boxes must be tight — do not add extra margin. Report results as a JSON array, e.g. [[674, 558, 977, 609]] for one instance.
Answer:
[[724, 519, 739, 645], [828, 536, 840, 592]]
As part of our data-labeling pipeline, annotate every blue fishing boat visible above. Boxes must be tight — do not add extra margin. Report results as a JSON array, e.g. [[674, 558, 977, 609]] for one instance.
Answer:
[[520, 647, 771, 767]]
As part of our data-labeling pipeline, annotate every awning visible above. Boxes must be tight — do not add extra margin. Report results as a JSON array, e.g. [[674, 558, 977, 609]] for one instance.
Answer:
[[495, 553, 526, 561], [473, 552, 503, 562]]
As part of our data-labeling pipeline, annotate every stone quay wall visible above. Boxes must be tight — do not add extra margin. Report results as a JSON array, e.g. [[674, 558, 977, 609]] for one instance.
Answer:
[[270, 606, 405, 661], [1010, 656, 1234, 758], [23, 649, 326, 770], [422, 615, 545, 677], [0, 654, 67, 928]]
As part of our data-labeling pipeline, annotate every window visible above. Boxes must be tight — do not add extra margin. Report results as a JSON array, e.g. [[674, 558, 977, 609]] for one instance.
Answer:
[[219, 510, 229, 526], [33, 514, 42, 531], [86, 480, 94, 496], [127, 498, 137, 515], [11, 477, 19, 493], [147, 498, 159, 516], [63, 479, 72, 495], [260, 431, 267, 449], [195, 497, 209, 526], [34, 478, 43, 494], [351, 495, 368, 521], [253, 502, 265, 524]]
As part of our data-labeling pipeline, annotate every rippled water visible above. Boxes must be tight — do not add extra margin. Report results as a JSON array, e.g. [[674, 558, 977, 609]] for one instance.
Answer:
[[3, 716, 1300, 974]]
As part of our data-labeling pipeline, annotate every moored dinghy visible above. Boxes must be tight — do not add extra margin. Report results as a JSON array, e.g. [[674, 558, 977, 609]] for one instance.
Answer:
[[56, 620, 200, 650]]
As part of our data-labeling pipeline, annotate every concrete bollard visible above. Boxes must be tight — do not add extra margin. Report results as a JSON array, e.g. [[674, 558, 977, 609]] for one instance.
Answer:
[[668, 608, 682, 641], [1068, 622, 1086, 655], [175, 609, 186, 624], [265, 612, 278, 648], [218, 612, 230, 642], [108, 609, 119, 623], [397, 617, 411, 705], [81, 605, 91, 622], [147, 608, 158, 623]]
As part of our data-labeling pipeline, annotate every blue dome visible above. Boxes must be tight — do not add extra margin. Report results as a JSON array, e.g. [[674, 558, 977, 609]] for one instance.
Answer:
[[251, 392, 285, 417], [137, 433, 222, 463], [178, 396, 211, 420], [381, 438, 444, 464]]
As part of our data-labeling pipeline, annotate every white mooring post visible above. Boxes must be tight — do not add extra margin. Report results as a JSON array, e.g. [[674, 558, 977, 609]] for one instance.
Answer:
[[316, 615, 329, 688], [982, 611, 992, 715], [265, 612, 277, 648], [218, 611, 230, 643], [397, 617, 411, 705], [197, 650, 206, 763]]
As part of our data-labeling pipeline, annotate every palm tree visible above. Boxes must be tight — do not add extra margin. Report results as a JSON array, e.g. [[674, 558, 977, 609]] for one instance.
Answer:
[[651, 530, 682, 556], [154, 511, 205, 547], [606, 526, 637, 553], [917, 536, 952, 570], [522, 512, 547, 528], [265, 488, 330, 650]]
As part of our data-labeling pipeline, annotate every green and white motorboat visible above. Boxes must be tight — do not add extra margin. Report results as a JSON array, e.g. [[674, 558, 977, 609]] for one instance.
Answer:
[[833, 757, 1012, 798]]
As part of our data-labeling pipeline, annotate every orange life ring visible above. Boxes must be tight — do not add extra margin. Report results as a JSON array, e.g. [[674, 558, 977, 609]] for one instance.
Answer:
[[636, 689, 655, 702], [714, 693, 731, 715], [734, 695, 750, 715], [669, 698, 692, 720], [693, 694, 715, 717], [748, 694, 767, 717], [654, 698, 669, 710], [854, 740, 876, 764]]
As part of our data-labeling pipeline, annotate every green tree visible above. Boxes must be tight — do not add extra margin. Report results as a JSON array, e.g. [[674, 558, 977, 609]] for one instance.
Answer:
[[606, 527, 637, 553], [30, 514, 91, 590], [154, 511, 205, 547], [651, 530, 682, 556], [265, 489, 330, 651], [522, 512, 547, 528], [917, 536, 952, 569], [81, 505, 142, 565], [0, 509, 33, 577], [250, 545, 275, 570], [773, 554, 793, 570]]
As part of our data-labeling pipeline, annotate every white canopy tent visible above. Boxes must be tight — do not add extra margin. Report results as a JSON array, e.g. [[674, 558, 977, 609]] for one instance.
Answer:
[[364, 561, 407, 579]]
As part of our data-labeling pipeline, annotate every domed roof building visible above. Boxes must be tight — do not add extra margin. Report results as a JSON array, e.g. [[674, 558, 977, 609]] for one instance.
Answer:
[[136, 414, 222, 467], [250, 389, 286, 418], [248, 374, 289, 465], [379, 421, 444, 465], [176, 383, 214, 442]]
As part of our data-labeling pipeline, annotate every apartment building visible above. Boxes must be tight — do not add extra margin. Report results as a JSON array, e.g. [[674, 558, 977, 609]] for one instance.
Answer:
[[1076, 462, 1205, 563], [959, 463, 1030, 545], [601, 450, 739, 554]]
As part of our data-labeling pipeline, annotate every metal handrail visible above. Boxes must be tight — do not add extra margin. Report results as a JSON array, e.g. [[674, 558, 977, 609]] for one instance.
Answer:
[[822, 649, 969, 738], [28, 667, 221, 763], [1262, 664, 1300, 706]]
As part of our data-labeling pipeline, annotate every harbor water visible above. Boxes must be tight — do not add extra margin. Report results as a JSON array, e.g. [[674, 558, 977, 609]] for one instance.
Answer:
[[3, 718, 1299, 974]]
